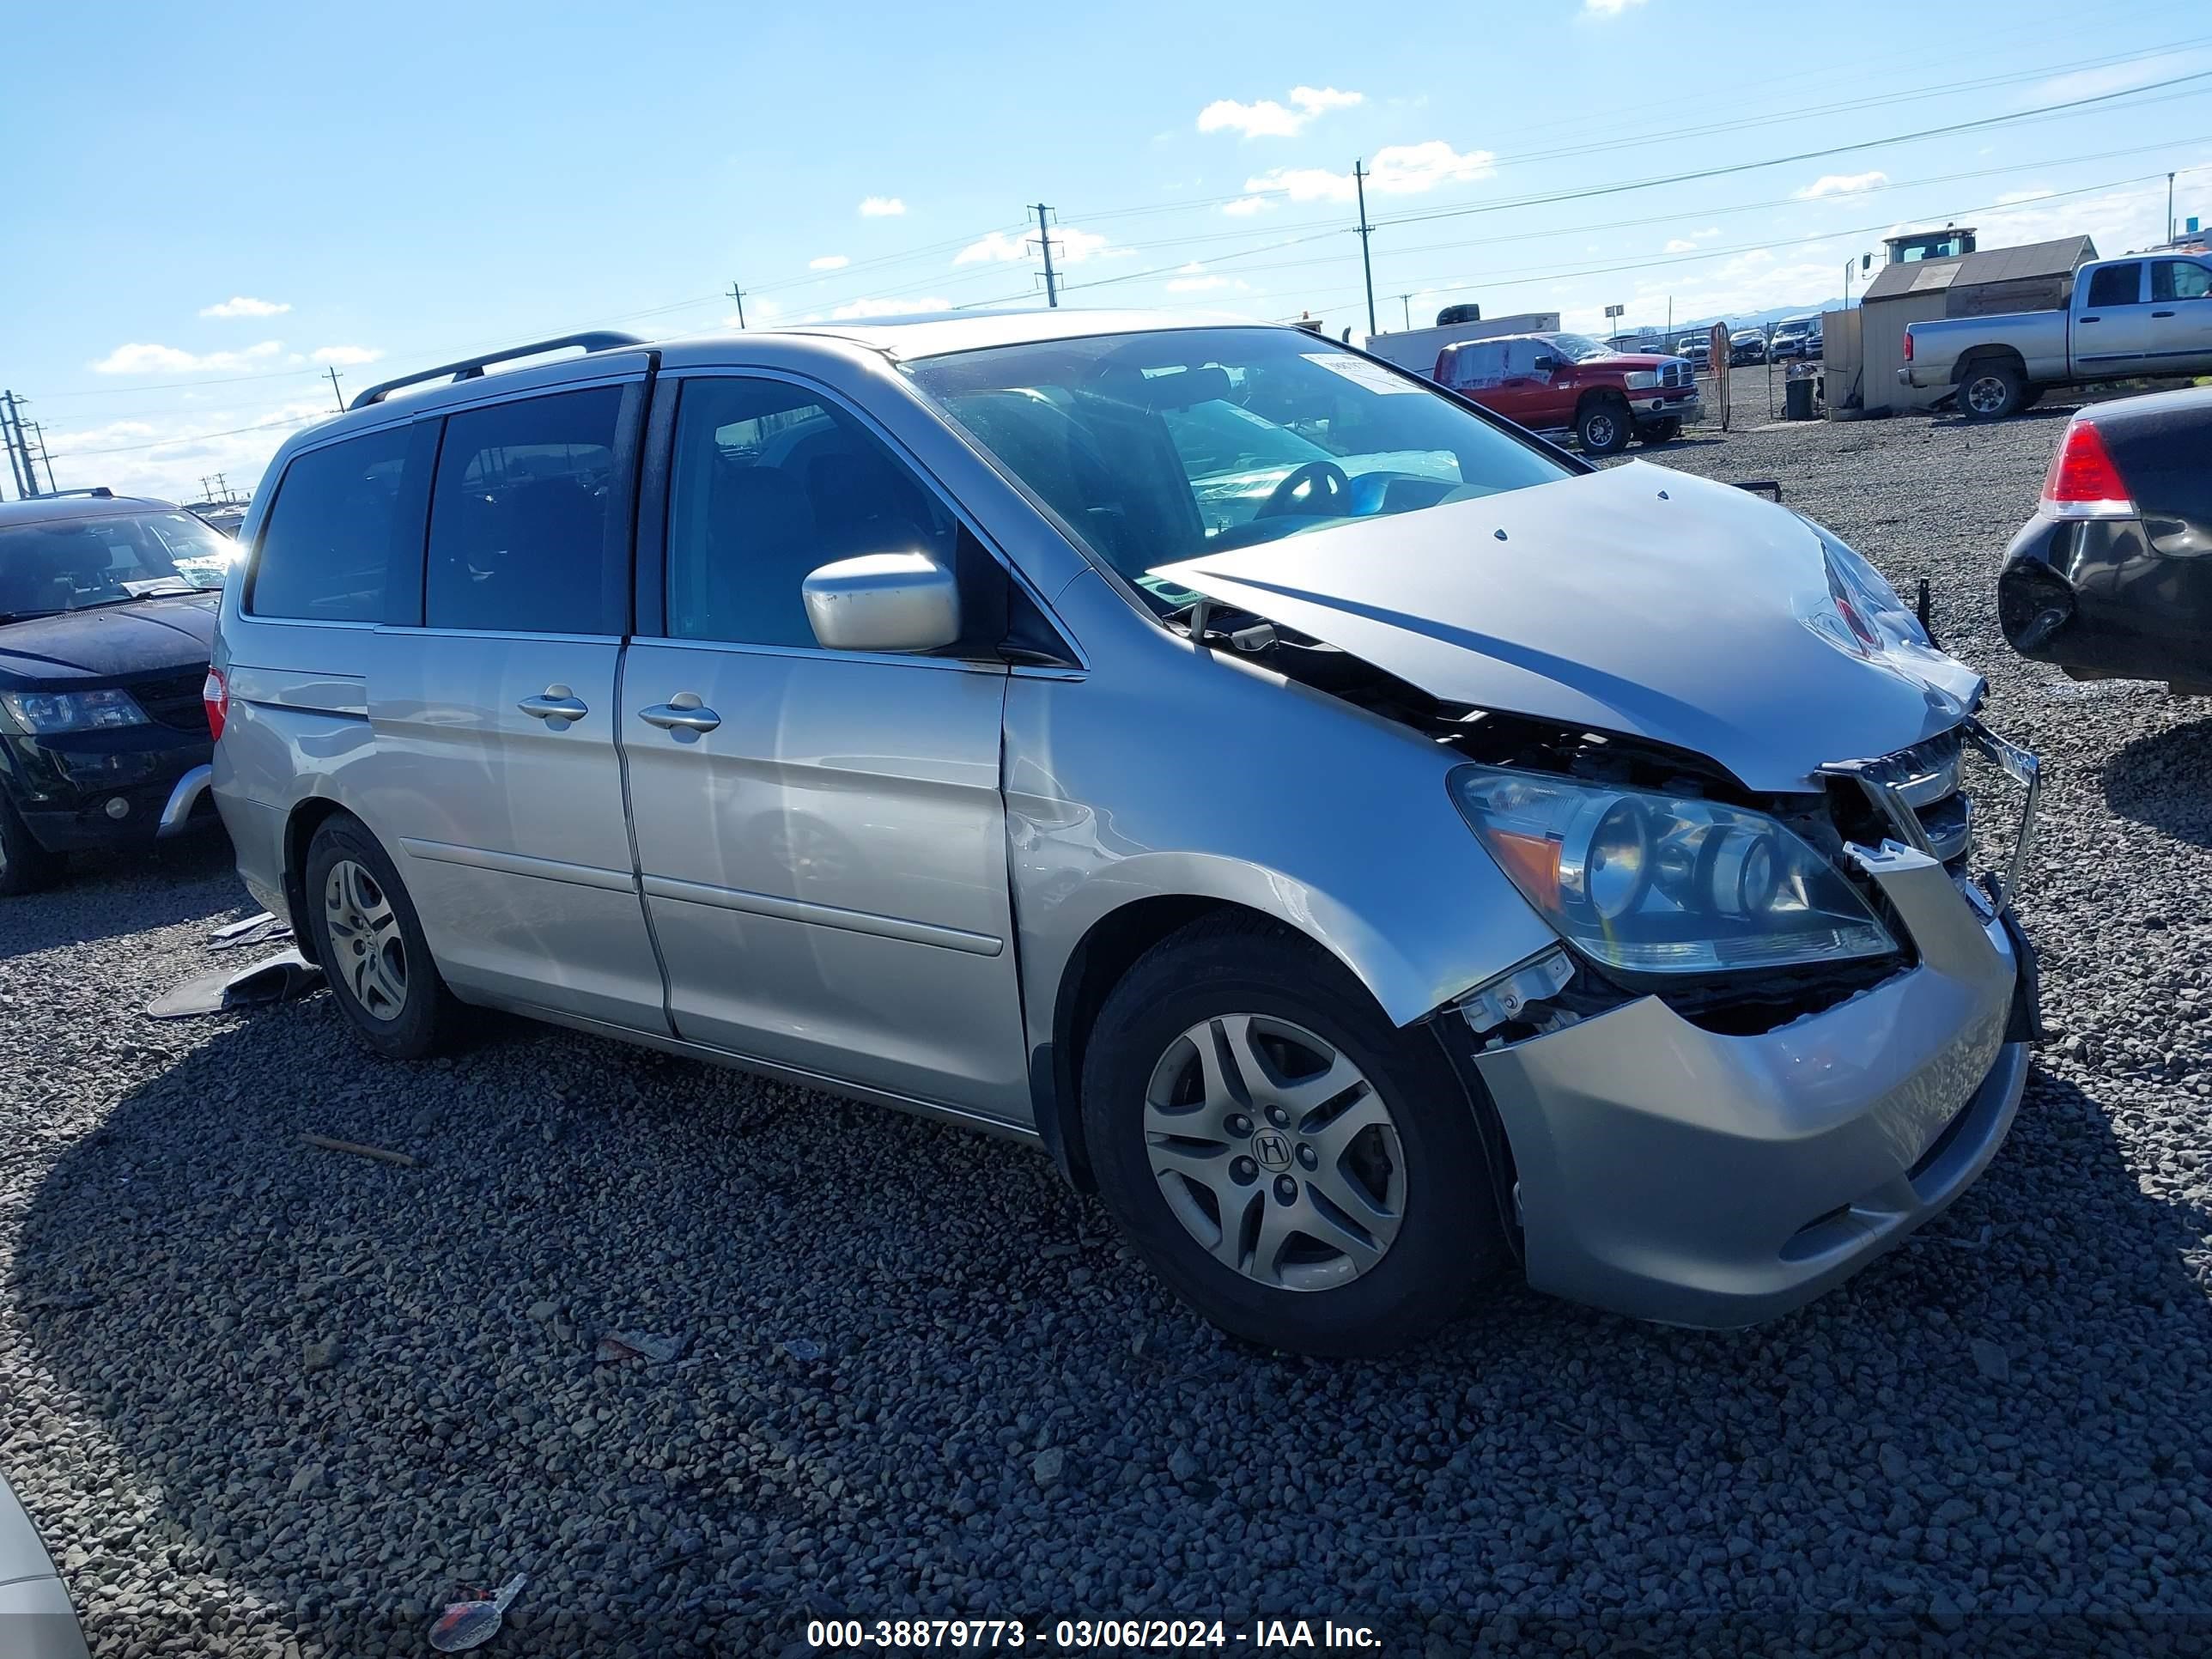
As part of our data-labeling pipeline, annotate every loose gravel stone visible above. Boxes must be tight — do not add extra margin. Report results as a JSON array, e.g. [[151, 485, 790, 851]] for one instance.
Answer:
[[2, 385, 2209, 1656]]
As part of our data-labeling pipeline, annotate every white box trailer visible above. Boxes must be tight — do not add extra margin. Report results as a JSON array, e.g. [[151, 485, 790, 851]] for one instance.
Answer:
[[1361, 312, 1562, 375]]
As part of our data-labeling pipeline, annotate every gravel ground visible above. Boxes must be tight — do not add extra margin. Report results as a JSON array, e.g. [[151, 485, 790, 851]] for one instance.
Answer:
[[3, 392, 2209, 1659]]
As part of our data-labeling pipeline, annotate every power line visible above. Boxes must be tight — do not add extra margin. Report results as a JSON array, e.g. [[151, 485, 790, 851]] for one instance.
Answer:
[[1371, 70, 2212, 231], [1060, 27, 2212, 224]]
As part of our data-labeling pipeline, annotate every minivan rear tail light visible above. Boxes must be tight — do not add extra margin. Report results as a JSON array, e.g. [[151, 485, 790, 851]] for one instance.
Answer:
[[2040, 420, 2135, 520], [203, 667, 229, 740]]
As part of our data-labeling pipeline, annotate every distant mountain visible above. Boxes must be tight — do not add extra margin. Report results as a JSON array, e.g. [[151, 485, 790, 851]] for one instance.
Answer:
[[1609, 298, 1845, 339]]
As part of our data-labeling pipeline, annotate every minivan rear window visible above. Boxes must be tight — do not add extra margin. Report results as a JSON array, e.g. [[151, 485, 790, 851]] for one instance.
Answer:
[[424, 386, 623, 635], [247, 426, 411, 622]]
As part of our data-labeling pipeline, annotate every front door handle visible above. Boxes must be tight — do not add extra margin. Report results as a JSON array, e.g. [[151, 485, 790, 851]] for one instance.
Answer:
[[518, 684, 588, 729], [639, 691, 721, 735], [2152, 309, 2176, 318]]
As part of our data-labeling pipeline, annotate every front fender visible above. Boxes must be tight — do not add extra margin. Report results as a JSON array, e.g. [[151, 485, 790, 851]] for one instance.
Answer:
[[1003, 576, 1557, 1048]]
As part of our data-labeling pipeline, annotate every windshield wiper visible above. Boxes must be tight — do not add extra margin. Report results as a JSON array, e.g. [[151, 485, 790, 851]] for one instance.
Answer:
[[1164, 594, 1277, 653]]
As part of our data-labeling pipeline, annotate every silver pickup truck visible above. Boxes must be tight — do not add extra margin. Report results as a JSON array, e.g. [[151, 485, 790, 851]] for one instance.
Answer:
[[1901, 252, 2212, 418]]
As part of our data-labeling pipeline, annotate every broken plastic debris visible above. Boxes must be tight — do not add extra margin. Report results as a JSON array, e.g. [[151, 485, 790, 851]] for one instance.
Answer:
[[595, 1329, 690, 1364], [145, 948, 323, 1018], [428, 1572, 526, 1653], [209, 910, 293, 951]]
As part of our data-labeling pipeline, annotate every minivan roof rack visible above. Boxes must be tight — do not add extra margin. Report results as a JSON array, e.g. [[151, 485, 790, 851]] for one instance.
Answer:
[[349, 331, 647, 410], [42, 486, 114, 499]]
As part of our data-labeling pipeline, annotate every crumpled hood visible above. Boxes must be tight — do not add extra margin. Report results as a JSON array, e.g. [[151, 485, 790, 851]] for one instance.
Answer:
[[0, 592, 216, 689], [1153, 461, 1981, 793]]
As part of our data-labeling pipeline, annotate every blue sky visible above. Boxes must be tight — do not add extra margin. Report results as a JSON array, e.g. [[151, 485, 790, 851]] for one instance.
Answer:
[[3, 0, 2208, 500]]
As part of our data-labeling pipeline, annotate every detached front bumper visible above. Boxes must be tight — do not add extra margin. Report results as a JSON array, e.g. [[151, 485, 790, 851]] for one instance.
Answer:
[[1474, 842, 2030, 1328]]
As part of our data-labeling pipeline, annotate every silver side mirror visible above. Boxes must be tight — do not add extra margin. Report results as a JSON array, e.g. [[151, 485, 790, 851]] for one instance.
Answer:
[[802, 552, 960, 653]]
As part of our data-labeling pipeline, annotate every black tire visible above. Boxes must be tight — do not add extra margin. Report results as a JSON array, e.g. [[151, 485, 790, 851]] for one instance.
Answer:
[[1080, 913, 1507, 1358], [1635, 417, 1682, 446], [1575, 396, 1632, 455], [0, 791, 64, 897], [1957, 359, 2024, 421], [301, 815, 460, 1060], [2016, 385, 2046, 411]]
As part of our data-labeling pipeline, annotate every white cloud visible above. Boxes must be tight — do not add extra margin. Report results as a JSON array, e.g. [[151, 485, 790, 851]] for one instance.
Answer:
[[1996, 188, 2056, 206], [1197, 84, 1363, 139], [1222, 196, 1272, 216], [2018, 53, 2200, 107], [199, 295, 290, 319], [309, 344, 384, 366], [1243, 140, 1495, 205], [955, 229, 1028, 265], [858, 196, 906, 217], [88, 340, 286, 374], [829, 296, 951, 319], [1583, 0, 1646, 15], [1662, 239, 1697, 253], [955, 224, 1120, 267], [1795, 170, 1889, 200], [45, 396, 337, 503], [809, 254, 851, 270]]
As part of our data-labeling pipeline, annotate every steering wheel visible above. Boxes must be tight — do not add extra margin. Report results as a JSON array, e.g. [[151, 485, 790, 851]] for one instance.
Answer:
[[1255, 459, 1352, 520]]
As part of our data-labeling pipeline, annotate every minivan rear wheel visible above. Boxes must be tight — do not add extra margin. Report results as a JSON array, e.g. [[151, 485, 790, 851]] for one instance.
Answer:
[[1081, 914, 1505, 1357], [303, 816, 459, 1060]]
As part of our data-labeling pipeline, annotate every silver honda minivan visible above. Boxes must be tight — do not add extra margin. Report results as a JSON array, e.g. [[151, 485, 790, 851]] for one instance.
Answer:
[[210, 313, 2039, 1355]]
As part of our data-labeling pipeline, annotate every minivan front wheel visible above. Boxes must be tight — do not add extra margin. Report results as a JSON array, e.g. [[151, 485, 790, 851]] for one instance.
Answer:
[[303, 816, 459, 1060], [1082, 915, 1505, 1356]]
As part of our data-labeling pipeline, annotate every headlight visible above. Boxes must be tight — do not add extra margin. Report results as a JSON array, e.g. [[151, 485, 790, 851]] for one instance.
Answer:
[[1449, 764, 1896, 975], [0, 688, 150, 734], [1622, 370, 1659, 391]]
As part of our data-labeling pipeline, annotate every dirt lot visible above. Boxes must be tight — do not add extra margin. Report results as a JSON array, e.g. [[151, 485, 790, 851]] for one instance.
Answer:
[[3, 393, 2208, 1657]]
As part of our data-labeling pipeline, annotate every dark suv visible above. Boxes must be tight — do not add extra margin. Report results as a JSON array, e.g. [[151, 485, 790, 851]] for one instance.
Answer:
[[0, 490, 232, 892]]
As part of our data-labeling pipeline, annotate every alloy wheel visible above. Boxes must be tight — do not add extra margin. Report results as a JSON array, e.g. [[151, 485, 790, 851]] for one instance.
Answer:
[[323, 859, 408, 1022], [1143, 1014, 1407, 1292], [1585, 413, 1618, 449], [1964, 374, 2009, 416]]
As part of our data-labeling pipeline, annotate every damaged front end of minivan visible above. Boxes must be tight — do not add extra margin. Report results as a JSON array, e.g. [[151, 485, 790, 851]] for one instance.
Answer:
[[1132, 464, 2042, 1327]]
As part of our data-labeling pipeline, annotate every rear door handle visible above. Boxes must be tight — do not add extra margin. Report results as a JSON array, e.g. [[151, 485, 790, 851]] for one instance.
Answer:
[[518, 685, 588, 728], [2152, 309, 2176, 318], [639, 691, 721, 735], [2079, 315, 2100, 323]]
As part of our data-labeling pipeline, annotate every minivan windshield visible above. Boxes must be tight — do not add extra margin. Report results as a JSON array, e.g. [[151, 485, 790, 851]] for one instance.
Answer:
[[907, 327, 1570, 611], [0, 510, 231, 622]]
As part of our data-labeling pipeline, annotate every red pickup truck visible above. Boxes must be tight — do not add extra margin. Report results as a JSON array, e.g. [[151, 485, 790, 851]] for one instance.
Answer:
[[1432, 331, 1702, 454]]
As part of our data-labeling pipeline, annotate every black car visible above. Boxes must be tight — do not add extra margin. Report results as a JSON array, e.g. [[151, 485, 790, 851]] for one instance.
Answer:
[[1998, 386, 2212, 694], [0, 490, 234, 892]]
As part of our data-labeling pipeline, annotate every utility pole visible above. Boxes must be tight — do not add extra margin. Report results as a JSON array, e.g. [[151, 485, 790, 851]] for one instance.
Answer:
[[27, 423, 56, 495], [2171, 173, 2179, 244], [727, 280, 747, 330], [1352, 160, 1376, 339], [326, 366, 347, 412], [0, 392, 33, 500], [1030, 204, 1060, 308], [1395, 293, 1413, 331]]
